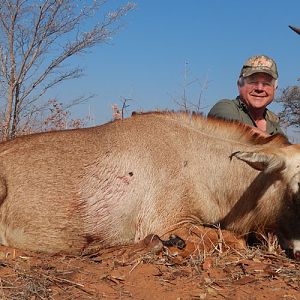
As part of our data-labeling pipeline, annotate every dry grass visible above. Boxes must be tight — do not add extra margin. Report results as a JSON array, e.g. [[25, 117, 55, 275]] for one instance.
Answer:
[[0, 255, 95, 300], [0, 231, 299, 299]]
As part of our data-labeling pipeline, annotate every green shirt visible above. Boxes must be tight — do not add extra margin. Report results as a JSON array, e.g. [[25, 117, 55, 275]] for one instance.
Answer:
[[208, 97, 284, 135]]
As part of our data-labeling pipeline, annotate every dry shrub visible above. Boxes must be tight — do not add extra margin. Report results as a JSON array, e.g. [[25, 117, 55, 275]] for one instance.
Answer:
[[3, 99, 91, 140]]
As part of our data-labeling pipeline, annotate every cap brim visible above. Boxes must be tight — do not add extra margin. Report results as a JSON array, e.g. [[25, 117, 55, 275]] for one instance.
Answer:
[[242, 68, 278, 79]]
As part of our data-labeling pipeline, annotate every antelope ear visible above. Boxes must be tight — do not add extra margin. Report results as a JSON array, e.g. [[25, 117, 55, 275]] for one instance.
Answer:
[[230, 151, 286, 173]]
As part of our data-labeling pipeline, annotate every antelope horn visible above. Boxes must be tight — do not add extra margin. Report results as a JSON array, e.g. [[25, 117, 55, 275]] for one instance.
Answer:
[[289, 25, 300, 35]]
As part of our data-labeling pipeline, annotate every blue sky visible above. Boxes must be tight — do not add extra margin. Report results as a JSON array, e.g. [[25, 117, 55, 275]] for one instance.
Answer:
[[51, 0, 300, 139]]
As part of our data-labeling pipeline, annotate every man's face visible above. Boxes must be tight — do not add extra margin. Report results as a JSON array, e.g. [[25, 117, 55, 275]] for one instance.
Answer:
[[238, 73, 276, 111]]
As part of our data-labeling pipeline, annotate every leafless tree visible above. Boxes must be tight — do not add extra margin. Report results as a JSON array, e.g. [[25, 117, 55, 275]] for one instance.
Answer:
[[0, 0, 135, 140], [276, 85, 300, 128], [172, 61, 210, 113], [277, 25, 300, 132], [112, 96, 132, 120]]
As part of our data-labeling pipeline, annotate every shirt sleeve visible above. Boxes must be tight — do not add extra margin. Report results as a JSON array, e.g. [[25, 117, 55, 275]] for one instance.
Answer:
[[207, 100, 241, 122]]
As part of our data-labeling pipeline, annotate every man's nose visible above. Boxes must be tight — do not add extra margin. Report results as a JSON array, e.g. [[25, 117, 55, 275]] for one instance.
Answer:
[[254, 82, 266, 91]]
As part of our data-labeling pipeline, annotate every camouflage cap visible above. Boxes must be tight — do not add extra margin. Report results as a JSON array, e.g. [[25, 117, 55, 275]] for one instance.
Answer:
[[240, 55, 278, 79]]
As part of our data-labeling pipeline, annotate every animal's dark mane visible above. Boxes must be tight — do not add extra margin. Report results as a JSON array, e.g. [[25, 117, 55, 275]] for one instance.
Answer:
[[131, 111, 290, 146]]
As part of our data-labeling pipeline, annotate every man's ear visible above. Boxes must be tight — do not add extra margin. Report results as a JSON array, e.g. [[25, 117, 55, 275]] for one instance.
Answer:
[[237, 77, 244, 87]]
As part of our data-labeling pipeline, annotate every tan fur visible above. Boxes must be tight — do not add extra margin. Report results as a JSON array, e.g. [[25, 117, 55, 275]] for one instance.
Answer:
[[0, 111, 298, 254]]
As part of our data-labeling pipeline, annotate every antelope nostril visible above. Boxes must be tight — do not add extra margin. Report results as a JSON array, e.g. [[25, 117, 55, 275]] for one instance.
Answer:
[[294, 250, 300, 261]]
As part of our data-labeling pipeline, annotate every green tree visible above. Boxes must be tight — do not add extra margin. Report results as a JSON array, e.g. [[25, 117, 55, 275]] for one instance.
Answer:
[[0, 0, 135, 140]]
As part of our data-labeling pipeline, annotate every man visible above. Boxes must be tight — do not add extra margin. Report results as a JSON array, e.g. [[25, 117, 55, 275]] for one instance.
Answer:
[[208, 55, 284, 135]]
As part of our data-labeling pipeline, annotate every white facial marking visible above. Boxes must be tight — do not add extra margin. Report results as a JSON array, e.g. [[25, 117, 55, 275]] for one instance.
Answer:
[[289, 173, 300, 194], [292, 240, 300, 254]]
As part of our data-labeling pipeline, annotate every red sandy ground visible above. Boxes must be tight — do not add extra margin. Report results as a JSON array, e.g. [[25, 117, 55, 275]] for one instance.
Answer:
[[0, 226, 299, 299]]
